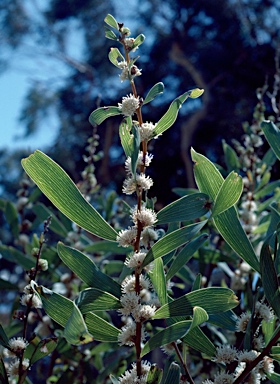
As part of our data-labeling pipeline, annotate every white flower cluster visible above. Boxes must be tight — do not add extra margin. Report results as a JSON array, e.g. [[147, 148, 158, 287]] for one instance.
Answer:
[[239, 193, 258, 235], [118, 360, 151, 383], [21, 282, 42, 309], [118, 94, 140, 117], [117, 60, 142, 82], [3, 337, 30, 379]]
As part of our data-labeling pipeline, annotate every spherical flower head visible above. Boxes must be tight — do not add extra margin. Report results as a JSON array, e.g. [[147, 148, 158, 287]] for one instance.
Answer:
[[118, 321, 146, 346], [236, 311, 251, 333], [213, 372, 234, 384], [117, 227, 137, 247], [122, 174, 153, 195], [215, 345, 238, 364], [119, 292, 140, 316], [125, 251, 147, 269], [118, 361, 151, 384], [21, 293, 42, 308], [38, 258, 48, 271], [124, 152, 153, 175], [118, 94, 140, 117], [8, 358, 30, 376], [132, 304, 156, 322], [131, 206, 157, 228], [255, 301, 274, 322], [141, 227, 158, 248], [256, 356, 274, 379], [139, 122, 156, 141], [121, 274, 151, 294], [238, 349, 259, 364], [8, 338, 28, 355]]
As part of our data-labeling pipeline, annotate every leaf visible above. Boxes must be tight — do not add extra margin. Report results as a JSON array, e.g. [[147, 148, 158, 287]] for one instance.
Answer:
[[261, 120, 280, 160], [254, 180, 280, 199], [156, 193, 210, 224], [130, 125, 140, 177], [191, 148, 260, 272], [84, 312, 120, 342], [104, 14, 119, 30], [0, 358, 8, 384], [166, 234, 208, 280], [212, 171, 243, 216], [119, 117, 133, 157], [37, 288, 92, 345], [5, 201, 19, 238], [104, 27, 118, 41], [148, 258, 167, 305], [76, 288, 121, 313], [22, 151, 117, 241], [32, 203, 68, 237], [142, 221, 207, 267], [0, 324, 9, 348], [189, 306, 209, 332], [132, 33, 145, 50], [0, 245, 34, 270], [222, 140, 241, 171], [154, 90, 202, 136], [153, 287, 238, 319], [57, 242, 121, 298], [84, 240, 130, 255], [260, 244, 280, 318], [208, 310, 238, 331], [189, 88, 204, 98], [182, 326, 216, 357], [25, 337, 58, 364], [162, 363, 180, 384], [146, 364, 163, 384], [108, 47, 125, 67], [143, 82, 164, 105], [141, 321, 192, 356], [0, 278, 18, 290], [89, 106, 121, 126]]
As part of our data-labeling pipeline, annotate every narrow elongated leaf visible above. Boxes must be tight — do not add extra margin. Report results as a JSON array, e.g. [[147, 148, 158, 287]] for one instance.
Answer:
[[104, 27, 118, 41], [143, 82, 164, 105], [22, 151, 117, 241], [163, 363, 180, 384], [191, 148, 260, 272], [84, 312, 120, 342], [0, 324, 9, 348], [148, 258, 167, 305], [104, 14, 119, 30], [141, 321, 192, 356], [0, 245, 34, 270], [84, 240, 130, 254], [154, 90, 203, 136], [208, 310, 238, 331], [255, 180, 280, 199], [222, 140, 241, 171], [5, 201, 19, 238], [189, 88, 204, 98], [153, 287, 238, 319], [57, 242, 121, 298], [157, 193, 210, 224], [182, 326, 216, 357], [119, 117, 133, 157], [212, 171, 243, 216], [76, 288, 121, 313], [130, 125, 140, 177], [166, 234, 208, 280], [260, 244, 280, 318], [37, 288, 92, 345], [261, 120, 280, 160], [267, 373, 280, 384], [0, 358, 8, 383], [132, 33, 145, 50], [33, 203, 68, 237], [89, 106, 121, 126], [25, 337, 58, 364], [142, 221, 207, 267]]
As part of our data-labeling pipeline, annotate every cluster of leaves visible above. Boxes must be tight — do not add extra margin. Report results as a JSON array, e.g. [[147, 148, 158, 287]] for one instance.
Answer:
[[1, 12, 280, 384]]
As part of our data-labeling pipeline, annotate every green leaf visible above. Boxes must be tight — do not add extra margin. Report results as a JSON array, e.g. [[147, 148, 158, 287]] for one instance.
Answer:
[[189, 306, 209, 332], [143, 82, 164, 105], [260, 244, 280, 318], [182, 326, 216, 357], [119, 117, 133, 157], [89, 106, 121, 126], [254, 180, 280, 199], [142, 221, 207, 267], [84, 240, 130, 255], [76, 288, 121, 313], [208, 310, 238, 331], [0, 358, 8, 384], [84, 312, 120, 342], [0, 324, 9, 348], [267, 372, 280, 384], [148, 258, 167, 305], [22, 151, 117, 241], [5, 201, 19, 238], [212, 171, 243, 216], [132, 33, 145, 50], [162, 363, 180, 384], [37, 288, 92, 345], [32, 203, 68, 237], [192, 274, 202, 291], [262, 147, 277, 168], [0, 278, 18, 290], [104, 14, 119, 30], [57, 242, 121, 298], [261, 120, 280, 160], [141, 321, 192, 356], [104, 27, 118, 41], [166, 234, 208, 280], [25, 337, 58, 364], [222, 140, 241, 171], [153, 287, 238, 319], [0, 245, 34, 270], [154, 90, 201, 136], [147, 364, 163, 384], [130, 125, 140, 177], [191, 148, 260, 272], [157, 193, 210, 224], [108, 47, 125, 67], [189, 88, 204, 98]]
